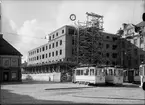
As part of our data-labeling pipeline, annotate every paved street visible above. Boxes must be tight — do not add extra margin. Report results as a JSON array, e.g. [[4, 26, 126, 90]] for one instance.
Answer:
[[1, 81, 145, 105]]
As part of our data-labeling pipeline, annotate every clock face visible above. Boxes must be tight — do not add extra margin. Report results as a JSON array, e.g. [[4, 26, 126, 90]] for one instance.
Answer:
[[70, 14, 76, 21]]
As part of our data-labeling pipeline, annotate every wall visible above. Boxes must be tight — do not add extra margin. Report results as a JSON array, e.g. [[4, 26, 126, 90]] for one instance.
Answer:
[[22, 72, 61, 82], [0, 55, 21, 82]]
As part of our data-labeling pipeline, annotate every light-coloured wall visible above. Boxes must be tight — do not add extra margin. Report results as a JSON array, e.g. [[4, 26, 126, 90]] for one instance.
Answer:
[[22, 72, 61, 82], [27, 25, 74, 66]]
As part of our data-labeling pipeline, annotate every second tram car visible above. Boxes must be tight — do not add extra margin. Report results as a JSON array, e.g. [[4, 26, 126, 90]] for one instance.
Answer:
[[139, 64, 145, 87], [73, 66, 105, 85], [105, 66, 123, 85]]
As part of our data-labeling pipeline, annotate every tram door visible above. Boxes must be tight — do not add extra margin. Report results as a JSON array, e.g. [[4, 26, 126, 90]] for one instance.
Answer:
[[128, 70, 134, 83], [3, 72, 9, 82]]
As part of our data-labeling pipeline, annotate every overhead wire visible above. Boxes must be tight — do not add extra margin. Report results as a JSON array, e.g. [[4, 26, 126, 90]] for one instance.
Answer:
[[2, 32, 48, 40]]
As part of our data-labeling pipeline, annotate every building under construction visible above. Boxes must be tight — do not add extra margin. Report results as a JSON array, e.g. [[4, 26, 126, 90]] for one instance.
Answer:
[[72, 12, 120, 66], [25, 12, 121, 82]]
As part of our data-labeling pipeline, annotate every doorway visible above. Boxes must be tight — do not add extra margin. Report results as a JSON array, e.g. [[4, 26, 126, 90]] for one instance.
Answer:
[[3, 72, 9, 82]]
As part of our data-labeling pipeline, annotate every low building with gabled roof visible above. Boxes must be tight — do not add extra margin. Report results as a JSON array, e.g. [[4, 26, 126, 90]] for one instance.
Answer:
[[0, 35, 23, 82]]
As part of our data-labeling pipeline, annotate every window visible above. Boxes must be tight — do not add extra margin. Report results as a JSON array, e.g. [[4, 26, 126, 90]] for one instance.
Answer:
[[46, 54, 47, 58], [106, 53, 110, 57], [106, 44, 109, 49], [90, 69, 94, 75], [76, 70, 80, 75], [60, 49, 62, 55], [42, 46, 45, 51], [56, 51, 58, 56], [53, 34, 55, 38], [68, 28, 75, 35], [52, 52, 54, 57], [12, 72, 17, 80], [60, 40, 62, 45], [40, 48, 41, 52], [80, 70, 83, 75], [134, 49, 138, 55], [84, 69, 89, 75], [37, 56, 39, 60], [62, 30, 64, 34], [49, 36, 51, 40], [49, 44, 51, 49], [112, 45, 117, 50], [112, 37, 118, 41], [40, 55, 41, 59], [52, 43, 54, 48], [106, 36, 110, 39], [112, 61, 116, 65], [37, 49, 39, 53], [112, 53, 117, 58], [42, 54, 44, 59], [106, 61, 109, 65], [49, 53, 51, 57], [56, 32, 58, 36], [72, 39, 75, 45], [56, 42, 58, 47], [109, 69, 113, 75], [46, 46, 48, 50]]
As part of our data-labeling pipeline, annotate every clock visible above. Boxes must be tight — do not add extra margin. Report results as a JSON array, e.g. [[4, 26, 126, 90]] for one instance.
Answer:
[[70, 14, 76, 21]]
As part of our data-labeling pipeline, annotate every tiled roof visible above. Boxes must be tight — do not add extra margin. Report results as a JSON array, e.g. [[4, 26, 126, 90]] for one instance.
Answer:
[[0, 36, 22, 56]]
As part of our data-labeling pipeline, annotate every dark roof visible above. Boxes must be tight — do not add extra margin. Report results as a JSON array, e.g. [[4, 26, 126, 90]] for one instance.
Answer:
[[136, 21, 145, 27], [0, 36, 22, 56]]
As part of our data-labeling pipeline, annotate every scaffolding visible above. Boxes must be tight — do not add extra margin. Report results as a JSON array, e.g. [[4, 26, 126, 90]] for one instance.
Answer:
[[72, 12, 105, 66]]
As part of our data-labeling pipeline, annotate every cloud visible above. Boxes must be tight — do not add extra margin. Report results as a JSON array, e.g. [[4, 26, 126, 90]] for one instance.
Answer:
[[3, 18, 48, 63], [10, 19, 17, 31], [15, 19, 48, 62]]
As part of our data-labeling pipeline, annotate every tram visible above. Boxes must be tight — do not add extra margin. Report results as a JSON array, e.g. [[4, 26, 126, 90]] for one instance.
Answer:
[[139, 63, 145, 87], [133, 69, 140, 84], [104, 66, 123, 85], [73, 66, 105, 85]]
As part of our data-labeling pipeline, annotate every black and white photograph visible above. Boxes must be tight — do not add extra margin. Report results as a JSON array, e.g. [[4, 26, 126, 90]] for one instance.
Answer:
[[0, 0, 145, 104]]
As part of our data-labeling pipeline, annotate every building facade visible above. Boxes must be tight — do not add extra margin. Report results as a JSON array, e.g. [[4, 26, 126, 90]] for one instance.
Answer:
[[120, 23, 145, 69], [0, 35, 22, 82], [118, 22, 145, 83], [27, 25, 121, 74]]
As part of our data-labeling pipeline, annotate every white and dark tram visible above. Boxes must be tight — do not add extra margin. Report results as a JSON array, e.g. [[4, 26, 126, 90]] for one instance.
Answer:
[[104, 66, 124, 85], [72, 66, 105, 85], [139, 63, 145, 87]]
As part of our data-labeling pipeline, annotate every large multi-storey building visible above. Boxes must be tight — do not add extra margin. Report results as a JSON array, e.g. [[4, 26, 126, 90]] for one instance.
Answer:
[[120, 23, 145, 69], [118, 22, 145, 83], [27, 25, 121, 74]]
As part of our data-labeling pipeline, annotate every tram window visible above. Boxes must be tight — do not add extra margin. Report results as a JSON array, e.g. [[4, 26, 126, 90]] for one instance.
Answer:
[[114, 69, 116, 76], [105, 70, 108, 75], [109, 69, 113, 75], [135, 70, 139, 76], [90, 69, 94, 75], [95, 70, 97, 75], [76, 70, 80, 75], [84, 69, 89, 75], [81, 70, 84, 75]]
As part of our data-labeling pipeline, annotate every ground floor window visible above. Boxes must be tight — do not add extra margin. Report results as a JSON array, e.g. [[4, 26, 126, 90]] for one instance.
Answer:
[[11, 72, 17, 80]]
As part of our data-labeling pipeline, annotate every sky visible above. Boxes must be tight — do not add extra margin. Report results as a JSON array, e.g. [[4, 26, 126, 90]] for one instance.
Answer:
[[1, 0, 144, 63]]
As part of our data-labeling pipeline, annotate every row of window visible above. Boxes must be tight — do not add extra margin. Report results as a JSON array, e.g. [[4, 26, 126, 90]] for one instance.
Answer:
[[49, 29, 64, 41], [106, 44, 118, 50], [29, 40, 63, 56], [76, 69, 104, 76], [106, 36, 118, 41], [29, 50, 62, 61]]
